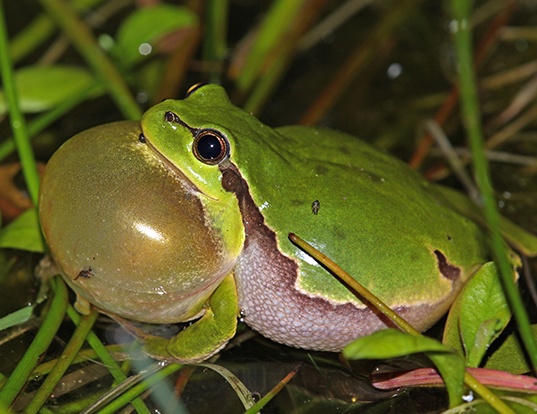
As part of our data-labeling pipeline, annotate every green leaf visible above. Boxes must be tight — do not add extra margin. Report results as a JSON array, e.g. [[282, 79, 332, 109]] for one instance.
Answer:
[[198, 363, 256, 410], [111, 5, 198, 68], [460, 263, 511, 367], [0, 208, 44, 253], [428, 353, 465, 408], [344, 330, 465, 407], [485, 325, 537, 374], [343, 329, 451, 359], [443, 281, 465, 356], [0, 65, 94, 115], [443, 262, 513, 368], [0, 306, 34, 331]]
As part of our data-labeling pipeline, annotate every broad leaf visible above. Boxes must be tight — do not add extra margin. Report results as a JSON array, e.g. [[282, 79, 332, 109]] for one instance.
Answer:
[[459, 263, 512, 367], [344, 329, 465, 407], [485, 325, 537, 374], [344, 329, 449, 359], [0, 306, 34, 331], [111, 5, 198, 68], [428, 352, 465, 408], [444, 262, 512, 367], [0, 65, 93, 114], [0, 208, 44, 253]]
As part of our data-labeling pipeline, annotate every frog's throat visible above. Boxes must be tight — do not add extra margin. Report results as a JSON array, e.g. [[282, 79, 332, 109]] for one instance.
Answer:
[[218, 162, 464, 352]]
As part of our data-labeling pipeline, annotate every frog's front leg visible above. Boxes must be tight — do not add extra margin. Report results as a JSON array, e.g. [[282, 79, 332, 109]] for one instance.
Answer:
[[140, 274, 239, 363]]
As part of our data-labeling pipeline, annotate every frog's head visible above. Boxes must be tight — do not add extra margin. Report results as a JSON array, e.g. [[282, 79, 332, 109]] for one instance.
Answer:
[[138, 82, 254, 281], [139, 83, 263, 198], [39, 115, 244, 324]]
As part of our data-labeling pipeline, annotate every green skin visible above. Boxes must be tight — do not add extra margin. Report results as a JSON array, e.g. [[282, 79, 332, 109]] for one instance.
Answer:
[[40, 84, 513, 362], [139, 84, 491, 358]]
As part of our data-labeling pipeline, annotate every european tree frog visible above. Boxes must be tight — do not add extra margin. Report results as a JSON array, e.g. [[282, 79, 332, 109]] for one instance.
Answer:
[[39, 84, 520, 362]]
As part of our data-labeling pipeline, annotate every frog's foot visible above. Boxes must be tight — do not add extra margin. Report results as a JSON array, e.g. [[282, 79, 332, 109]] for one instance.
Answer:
[[145, 274, 239, 363], [73, 293, 92, 315]]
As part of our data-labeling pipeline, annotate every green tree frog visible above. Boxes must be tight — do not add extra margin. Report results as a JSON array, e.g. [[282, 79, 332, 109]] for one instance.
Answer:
[[39, 84, 502, 362]]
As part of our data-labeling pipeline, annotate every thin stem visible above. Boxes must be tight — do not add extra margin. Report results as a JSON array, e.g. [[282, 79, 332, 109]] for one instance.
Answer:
[[463, 372, 514, 414], [203, 0, 228, 83], [235, 0, 305, 93], [25, 309, 99, 413], [66, 306, 152, 413], [450, 0, 537, 372], [289, 233, 515, 413], [0, 0, 41, 206], [289, 233, 420, 335], [10, 0, 106, 63], [92, 364, 182, 414], [38, 0, 141, 120], [0, 82, 103, 162], [0, 277, 68, 409]]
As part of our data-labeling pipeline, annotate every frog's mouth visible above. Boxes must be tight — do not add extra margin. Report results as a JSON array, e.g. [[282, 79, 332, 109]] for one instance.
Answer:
[[139, 132, 209, 198]]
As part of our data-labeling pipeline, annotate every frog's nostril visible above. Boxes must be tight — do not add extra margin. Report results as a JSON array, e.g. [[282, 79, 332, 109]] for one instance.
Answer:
[[164, 111, 179, 123]]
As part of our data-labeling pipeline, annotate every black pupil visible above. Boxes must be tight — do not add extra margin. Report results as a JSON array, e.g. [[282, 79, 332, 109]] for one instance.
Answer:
[[197, 134, 222, 160]]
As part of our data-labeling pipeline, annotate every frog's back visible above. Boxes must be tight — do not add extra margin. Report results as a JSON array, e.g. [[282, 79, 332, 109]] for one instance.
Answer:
[[232, 124, 488, 351], [250, 124, 489, 287]]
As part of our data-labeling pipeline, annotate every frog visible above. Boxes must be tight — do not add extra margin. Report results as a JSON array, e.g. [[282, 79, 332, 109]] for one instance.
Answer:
[[38, 83, 532, 363]]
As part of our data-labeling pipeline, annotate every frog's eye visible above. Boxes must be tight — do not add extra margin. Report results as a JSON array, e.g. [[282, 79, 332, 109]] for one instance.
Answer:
[[193, 129, 229, 165], [186, 83, 209, 97]]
